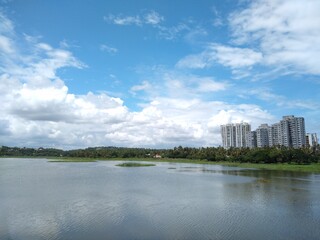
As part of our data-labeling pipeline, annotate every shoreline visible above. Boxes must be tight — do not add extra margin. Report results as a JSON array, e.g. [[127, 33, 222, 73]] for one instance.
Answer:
[[1, 156, 319, 173], [45, 157, 320, 173]]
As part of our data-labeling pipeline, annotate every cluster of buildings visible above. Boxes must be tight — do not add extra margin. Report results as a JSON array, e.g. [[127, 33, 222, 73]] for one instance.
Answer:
[[221, 115, 318, 149]]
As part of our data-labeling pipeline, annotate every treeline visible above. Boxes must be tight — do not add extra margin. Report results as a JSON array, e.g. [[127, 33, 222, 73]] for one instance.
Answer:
[[0, 146, 64, 157], [1, 145, 319, 164], [167, 146, 320, 164]]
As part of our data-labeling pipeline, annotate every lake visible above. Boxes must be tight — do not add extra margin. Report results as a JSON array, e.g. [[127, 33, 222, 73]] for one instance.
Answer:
[[0, 158, 319, 240]]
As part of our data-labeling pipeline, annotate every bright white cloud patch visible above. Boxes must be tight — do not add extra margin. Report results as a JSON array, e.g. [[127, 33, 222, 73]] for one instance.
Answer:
[[176, 44, 262, 69], [211, 44, 263, 68]]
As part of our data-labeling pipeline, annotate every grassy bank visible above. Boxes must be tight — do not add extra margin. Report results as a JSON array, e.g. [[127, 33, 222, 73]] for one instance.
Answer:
[[216, 162, 320, 173], [47, 157, 320, 173]]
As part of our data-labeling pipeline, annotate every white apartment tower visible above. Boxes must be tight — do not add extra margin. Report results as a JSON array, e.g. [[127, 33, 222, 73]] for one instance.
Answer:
[[221, 123, 251, 148], [256, 124, 269, 147], [235, 123, 251, 147], [247, 131, 257, 148], [268, 123, 281, 146], [220, 124, 236, 148], [280, 115, 306, 148]]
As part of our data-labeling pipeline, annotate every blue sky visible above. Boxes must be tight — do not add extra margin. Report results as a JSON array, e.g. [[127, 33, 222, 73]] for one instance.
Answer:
[[0, 0, 319, 149]]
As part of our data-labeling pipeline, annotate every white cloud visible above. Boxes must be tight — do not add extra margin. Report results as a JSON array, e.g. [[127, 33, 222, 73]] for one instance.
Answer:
[[184, 27, 208, 44], [100, 44, 118, 54], [105, 14, 142, 26], [0, 13, 130, 148], [196, 78, 229, 92], [208, 106, 274, 131], [120, 71, 269, 147], [212, 18, 223, 27], [156, 23, 190, 40], [0, 35, 14, 53], [211, 44, 263, 68], [248, 88, 320, 111], [176, 44, 262, 69], [161, 72, 230, 97], [104, 10, 194, 41], [0, 12, 15, 56], [0, 12, 14, 34], [176, 52, 210, 69], [211, 6, 224, 27], [144, 11, 164, 25], [129, 97, 274, 146], [131, 71, 229, 100], [130, 81, 152, 93], [105, 10, 164, 26]]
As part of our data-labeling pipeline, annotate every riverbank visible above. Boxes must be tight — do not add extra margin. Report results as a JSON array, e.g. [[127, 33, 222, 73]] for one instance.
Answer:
[[47, 157, 320, 173]]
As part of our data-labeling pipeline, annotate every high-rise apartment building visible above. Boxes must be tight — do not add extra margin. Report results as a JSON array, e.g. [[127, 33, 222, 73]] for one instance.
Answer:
[[268, 123, 281, 146], [256, 124, 269, 147], [247, 131, 257, 148], [221, 123, 251, 148], [280, 115, 306, 148], [235, 123, 251, 148], [220, 124, 236, 149]]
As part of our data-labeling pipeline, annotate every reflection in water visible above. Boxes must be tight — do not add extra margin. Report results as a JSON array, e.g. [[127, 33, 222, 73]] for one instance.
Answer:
[[0, 159, 319, 240]]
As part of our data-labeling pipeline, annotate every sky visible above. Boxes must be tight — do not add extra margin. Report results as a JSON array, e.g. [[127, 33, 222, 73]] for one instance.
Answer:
[[0, 0, 319, 149]]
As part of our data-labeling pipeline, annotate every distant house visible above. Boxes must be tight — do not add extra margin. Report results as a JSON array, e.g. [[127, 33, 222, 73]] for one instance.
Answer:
[[154, 154, 162, 159]]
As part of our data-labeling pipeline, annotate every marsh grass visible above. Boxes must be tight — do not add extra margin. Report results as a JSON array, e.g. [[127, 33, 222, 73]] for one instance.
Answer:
[[48, 158, 96, 162], [116, 162, 156, 167], [47, 157, 320, 173]]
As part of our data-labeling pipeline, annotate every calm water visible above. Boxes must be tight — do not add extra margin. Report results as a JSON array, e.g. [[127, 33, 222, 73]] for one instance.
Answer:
[[0, 158, 319, 240]]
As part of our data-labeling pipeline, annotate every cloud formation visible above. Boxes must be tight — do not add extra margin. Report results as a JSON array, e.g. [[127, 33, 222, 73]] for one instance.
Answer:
[[229, 0, 320, 75], [144, 11, 164, 25], [100, 44, 118, 54], [0, 11, 276, 149], [177, 0, 320, 78], [176, 44, 262, 69], [104, 10, 194, 41]]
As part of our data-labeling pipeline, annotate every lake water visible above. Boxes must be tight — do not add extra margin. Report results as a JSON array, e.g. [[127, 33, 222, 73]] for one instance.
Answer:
[[0, 158, 319, 240]]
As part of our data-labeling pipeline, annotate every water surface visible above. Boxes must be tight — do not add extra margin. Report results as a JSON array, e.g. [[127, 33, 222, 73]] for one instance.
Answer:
[[0, 158, 319, 240]]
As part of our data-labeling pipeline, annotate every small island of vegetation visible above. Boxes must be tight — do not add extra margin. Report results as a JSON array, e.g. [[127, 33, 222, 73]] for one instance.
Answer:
[[116, 162, 156, 167]]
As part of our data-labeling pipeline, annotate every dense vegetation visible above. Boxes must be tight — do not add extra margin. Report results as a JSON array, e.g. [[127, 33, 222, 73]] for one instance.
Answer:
[[1, 145, 319, 165]]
